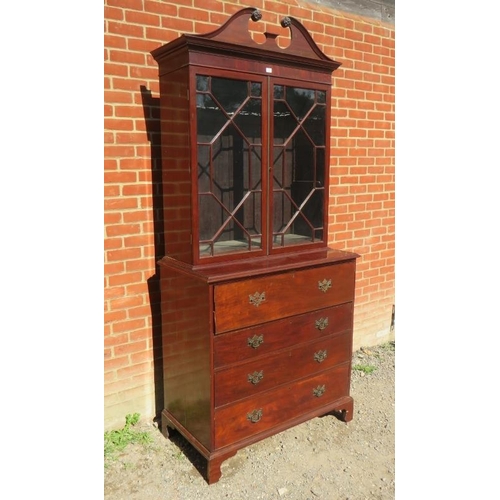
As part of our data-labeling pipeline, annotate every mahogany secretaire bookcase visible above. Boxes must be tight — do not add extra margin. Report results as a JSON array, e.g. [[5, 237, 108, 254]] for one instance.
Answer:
[[151, 7, 359, 484]]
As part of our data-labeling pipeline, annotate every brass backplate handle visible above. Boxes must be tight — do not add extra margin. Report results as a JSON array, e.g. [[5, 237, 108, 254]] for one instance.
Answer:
[[318, 279, 332, 293], [249, 291, 266, 307], [248, 370, 264, 385], [247, 409, 263, 423], [247, 334, 264, 349], [314, 349, 327, 363], [313, 385, 326, 397], [315, 317, 329, 331]]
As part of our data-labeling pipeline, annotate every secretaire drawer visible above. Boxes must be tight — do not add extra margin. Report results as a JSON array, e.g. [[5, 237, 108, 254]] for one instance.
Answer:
[[214, 363, 350, 448], [214, 260, 356, 333], [213, 302, 353, 368], [214, 331, 352, 407]]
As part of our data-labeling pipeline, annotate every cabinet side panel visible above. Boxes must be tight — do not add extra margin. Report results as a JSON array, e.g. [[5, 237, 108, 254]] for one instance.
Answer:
[[160, 265, 211, 448], [159, 66, 193, 263]]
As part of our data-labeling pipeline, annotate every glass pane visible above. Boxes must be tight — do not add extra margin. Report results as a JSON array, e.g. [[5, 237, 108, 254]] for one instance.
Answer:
[[273, 190, 294, 235], [316, 148, 325, 187], [196, 75, 209, 91], [234, 192, 262, 237], [302, 189, 324, 229], [197, 145, 211, 193], [211, 77, 247, 114], [272, 191, 315, 247], [274, 101, 296, 145], [219, 216, 244, 245], [280, 216, 316, 246], [303, 105, 326, 146], [249, 147, 262, 191], [197, 94, 227, 143], [250, 82, 262, 97], [286, 87, 315, 121], [289, 212, 313, 242], [234, 98, 262, 143], [292, 129, 314, 182], [199, 194, 227, 241], [291, 180, 314, 207], [272, 147, 285, 189]]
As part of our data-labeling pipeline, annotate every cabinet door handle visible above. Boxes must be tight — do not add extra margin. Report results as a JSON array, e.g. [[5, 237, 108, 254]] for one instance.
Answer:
[[318, 279, 332, 292], [315, 317, 329, 331], [314, 350, 328, 363], [247, 409, 263, 423], [249, 291, 266, 307], [313, 385, 326, 397], [247, 334, 264, 349]]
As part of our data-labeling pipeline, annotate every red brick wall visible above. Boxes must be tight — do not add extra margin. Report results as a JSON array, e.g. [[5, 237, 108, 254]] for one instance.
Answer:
[[104, 0, 395, 429]]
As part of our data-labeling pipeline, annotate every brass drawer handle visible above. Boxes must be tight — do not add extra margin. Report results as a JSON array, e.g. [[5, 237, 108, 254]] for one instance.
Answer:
[[318, 279, 332, 293], [248, 370, 264, 385], [247, 409, 263, 423], [249, 291, 266, 307], [247, 334, 264, 349], [314, 350, 327, 363], [313, 385, 326, 397], [315, 317, 329, 331]]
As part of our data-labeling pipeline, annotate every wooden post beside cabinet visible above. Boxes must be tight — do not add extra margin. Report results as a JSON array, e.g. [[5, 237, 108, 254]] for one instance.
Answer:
[[151, 7, 359, 484]]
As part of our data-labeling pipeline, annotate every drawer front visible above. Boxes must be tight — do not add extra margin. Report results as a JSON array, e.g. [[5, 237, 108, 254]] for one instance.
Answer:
[[213, 303, 352, 368], [214, 363, 350, 448], [214, 331, 352, 407], [214, 261, 356, 333]]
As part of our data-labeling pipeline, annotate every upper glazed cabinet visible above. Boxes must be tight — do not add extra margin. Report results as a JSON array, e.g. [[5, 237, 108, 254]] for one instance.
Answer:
[[151, 7, 341, 265]]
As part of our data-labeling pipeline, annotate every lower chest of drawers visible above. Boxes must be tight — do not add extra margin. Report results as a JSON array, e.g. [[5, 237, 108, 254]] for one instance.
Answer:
[[159, 252, 357, 484], [212, 262, 356, 449]]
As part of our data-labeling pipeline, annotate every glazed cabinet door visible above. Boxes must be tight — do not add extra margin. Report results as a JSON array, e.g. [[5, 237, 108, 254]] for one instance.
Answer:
[[270, 80, 330, 252], [194, 71, 268, 261]]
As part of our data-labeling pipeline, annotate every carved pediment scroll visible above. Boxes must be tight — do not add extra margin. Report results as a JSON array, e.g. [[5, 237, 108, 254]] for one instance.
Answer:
[[151, 7, 341, 73]]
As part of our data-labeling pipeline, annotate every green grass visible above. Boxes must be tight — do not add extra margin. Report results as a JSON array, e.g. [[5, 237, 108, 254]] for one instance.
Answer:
[[352, 340, 393, 373], [104, 413, 153, 463], [352, 364, 377, 374]]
